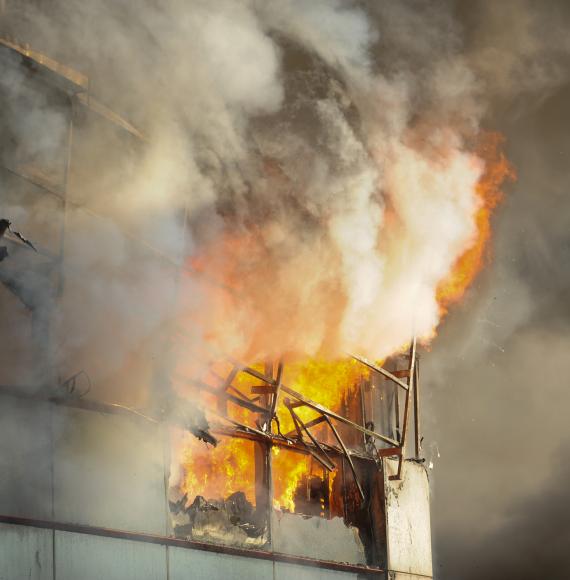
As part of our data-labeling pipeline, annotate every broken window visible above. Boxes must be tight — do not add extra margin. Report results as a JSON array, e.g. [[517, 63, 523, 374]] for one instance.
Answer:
[[166, 349, 420, 567], [169, 432, 269, 547]]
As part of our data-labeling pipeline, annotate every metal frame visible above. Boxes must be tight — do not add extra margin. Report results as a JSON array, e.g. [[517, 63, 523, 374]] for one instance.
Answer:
[[177, 338, 422, 506]]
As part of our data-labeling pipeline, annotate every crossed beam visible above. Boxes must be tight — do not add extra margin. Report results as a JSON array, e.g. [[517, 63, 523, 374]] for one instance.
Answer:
[[177, 339, 419, 493]]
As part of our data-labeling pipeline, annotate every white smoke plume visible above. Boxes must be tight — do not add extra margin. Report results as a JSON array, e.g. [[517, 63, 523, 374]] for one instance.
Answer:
[[1, 0, 510, 392]]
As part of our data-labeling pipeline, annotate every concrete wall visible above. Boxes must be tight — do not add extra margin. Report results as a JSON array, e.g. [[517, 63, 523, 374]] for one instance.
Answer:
[[384, 459, 433, 578], [0, 523, 53, 580], [0, 397, 53, 520]]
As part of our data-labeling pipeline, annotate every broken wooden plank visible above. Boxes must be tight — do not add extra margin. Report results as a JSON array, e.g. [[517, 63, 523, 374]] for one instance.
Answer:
[[251, 385, 278, 395], [324, 415, 365, 501], [285, 403, 335, 472], [180, 376, 270, 415], [280, 383, 399, 447], [283, 415, 326, 439], [350, 354, 409, 391], [390, 337, 417, 481]]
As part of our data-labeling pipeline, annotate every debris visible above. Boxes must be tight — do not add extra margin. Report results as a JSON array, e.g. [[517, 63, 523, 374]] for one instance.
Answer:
[[0, 218, 38, 254], [8, 227, 37, 252], [168, 491, 189, 515], [0, 219, 8, 238], [172, 490, 266, 543], [190, 495, 220, 512], [166, 394, 219, 447]]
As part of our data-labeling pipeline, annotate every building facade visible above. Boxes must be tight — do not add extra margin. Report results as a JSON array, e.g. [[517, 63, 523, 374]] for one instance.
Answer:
[[0, 33, 433, 580]]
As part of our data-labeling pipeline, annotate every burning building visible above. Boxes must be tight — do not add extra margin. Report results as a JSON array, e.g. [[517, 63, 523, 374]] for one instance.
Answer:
[[0, 37, 433, 580], [0, 2, 514, 579]]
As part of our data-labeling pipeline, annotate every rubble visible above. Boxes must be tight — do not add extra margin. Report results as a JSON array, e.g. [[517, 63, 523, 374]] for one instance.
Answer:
[[169, 489, 268, 547]]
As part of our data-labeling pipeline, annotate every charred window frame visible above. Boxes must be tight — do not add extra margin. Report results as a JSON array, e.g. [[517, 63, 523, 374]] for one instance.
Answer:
[[166, 343, 422, 566]]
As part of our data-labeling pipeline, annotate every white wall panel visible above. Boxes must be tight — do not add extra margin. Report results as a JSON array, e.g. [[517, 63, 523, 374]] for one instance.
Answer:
[[0, 398, 52, 519], [55, 531, 166, 580], [53, 407, 167, 534], [274, 562, 357, 580], [271, 512, 366, 565], [169, 546, 273, 580], [0, 523, 53, 580]]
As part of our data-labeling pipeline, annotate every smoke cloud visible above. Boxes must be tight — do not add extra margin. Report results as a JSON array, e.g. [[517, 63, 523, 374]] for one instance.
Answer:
[[2, 0, 512, 375], [423, 1, 570, 578]]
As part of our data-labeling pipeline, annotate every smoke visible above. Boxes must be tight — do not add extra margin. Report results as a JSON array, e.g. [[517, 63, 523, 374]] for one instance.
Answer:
[[422, 1, 570, 578], [1, 0, 517, 376], [458, 443, 570, 580]]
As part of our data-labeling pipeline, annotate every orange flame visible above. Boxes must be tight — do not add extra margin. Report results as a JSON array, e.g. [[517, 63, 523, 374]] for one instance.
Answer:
[[178, 433, 256, 505], [173, 358, 366, 513], [436, 132, 515, 311], [173, 131, 515, 519]]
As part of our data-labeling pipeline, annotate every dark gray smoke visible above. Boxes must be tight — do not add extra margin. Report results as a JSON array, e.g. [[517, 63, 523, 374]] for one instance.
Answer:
[[424, 2, 570, 578]]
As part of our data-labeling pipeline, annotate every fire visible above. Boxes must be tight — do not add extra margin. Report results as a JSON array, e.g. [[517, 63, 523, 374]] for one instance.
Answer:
[[173, 358, 366, 513], [272, 446, 336, 514], [272, 359, 365, 511], [277, 358, 367, 435], [272, 446, 311, 512], [177, 432, 257, 505], [172, 131, 515, 521], [436, 133, 515, 311]]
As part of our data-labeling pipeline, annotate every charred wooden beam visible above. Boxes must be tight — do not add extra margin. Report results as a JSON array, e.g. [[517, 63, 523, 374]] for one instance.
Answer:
[[350, 354, 410, 391], [221, 366, 240, 391], [239, 359, 399, 446], [282, 402, 335, 472], [280, 384, 399, 447], [390, 337, 417, 481], [251, 385, 277, 395], [283, 415, 326, 439], [324, 416, 365, 502], [394, 386, 401, 441], [182, 377, 270, 415], [226, 385, 257, 403], [210, 411, 271, 439], [240, 365, 276, 385], [376, 447, 402, 459], [284, 400, 335, 472], [286, 400, 307, 410], [268, 360, 283, 425], [414, 359, 421, 459]]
